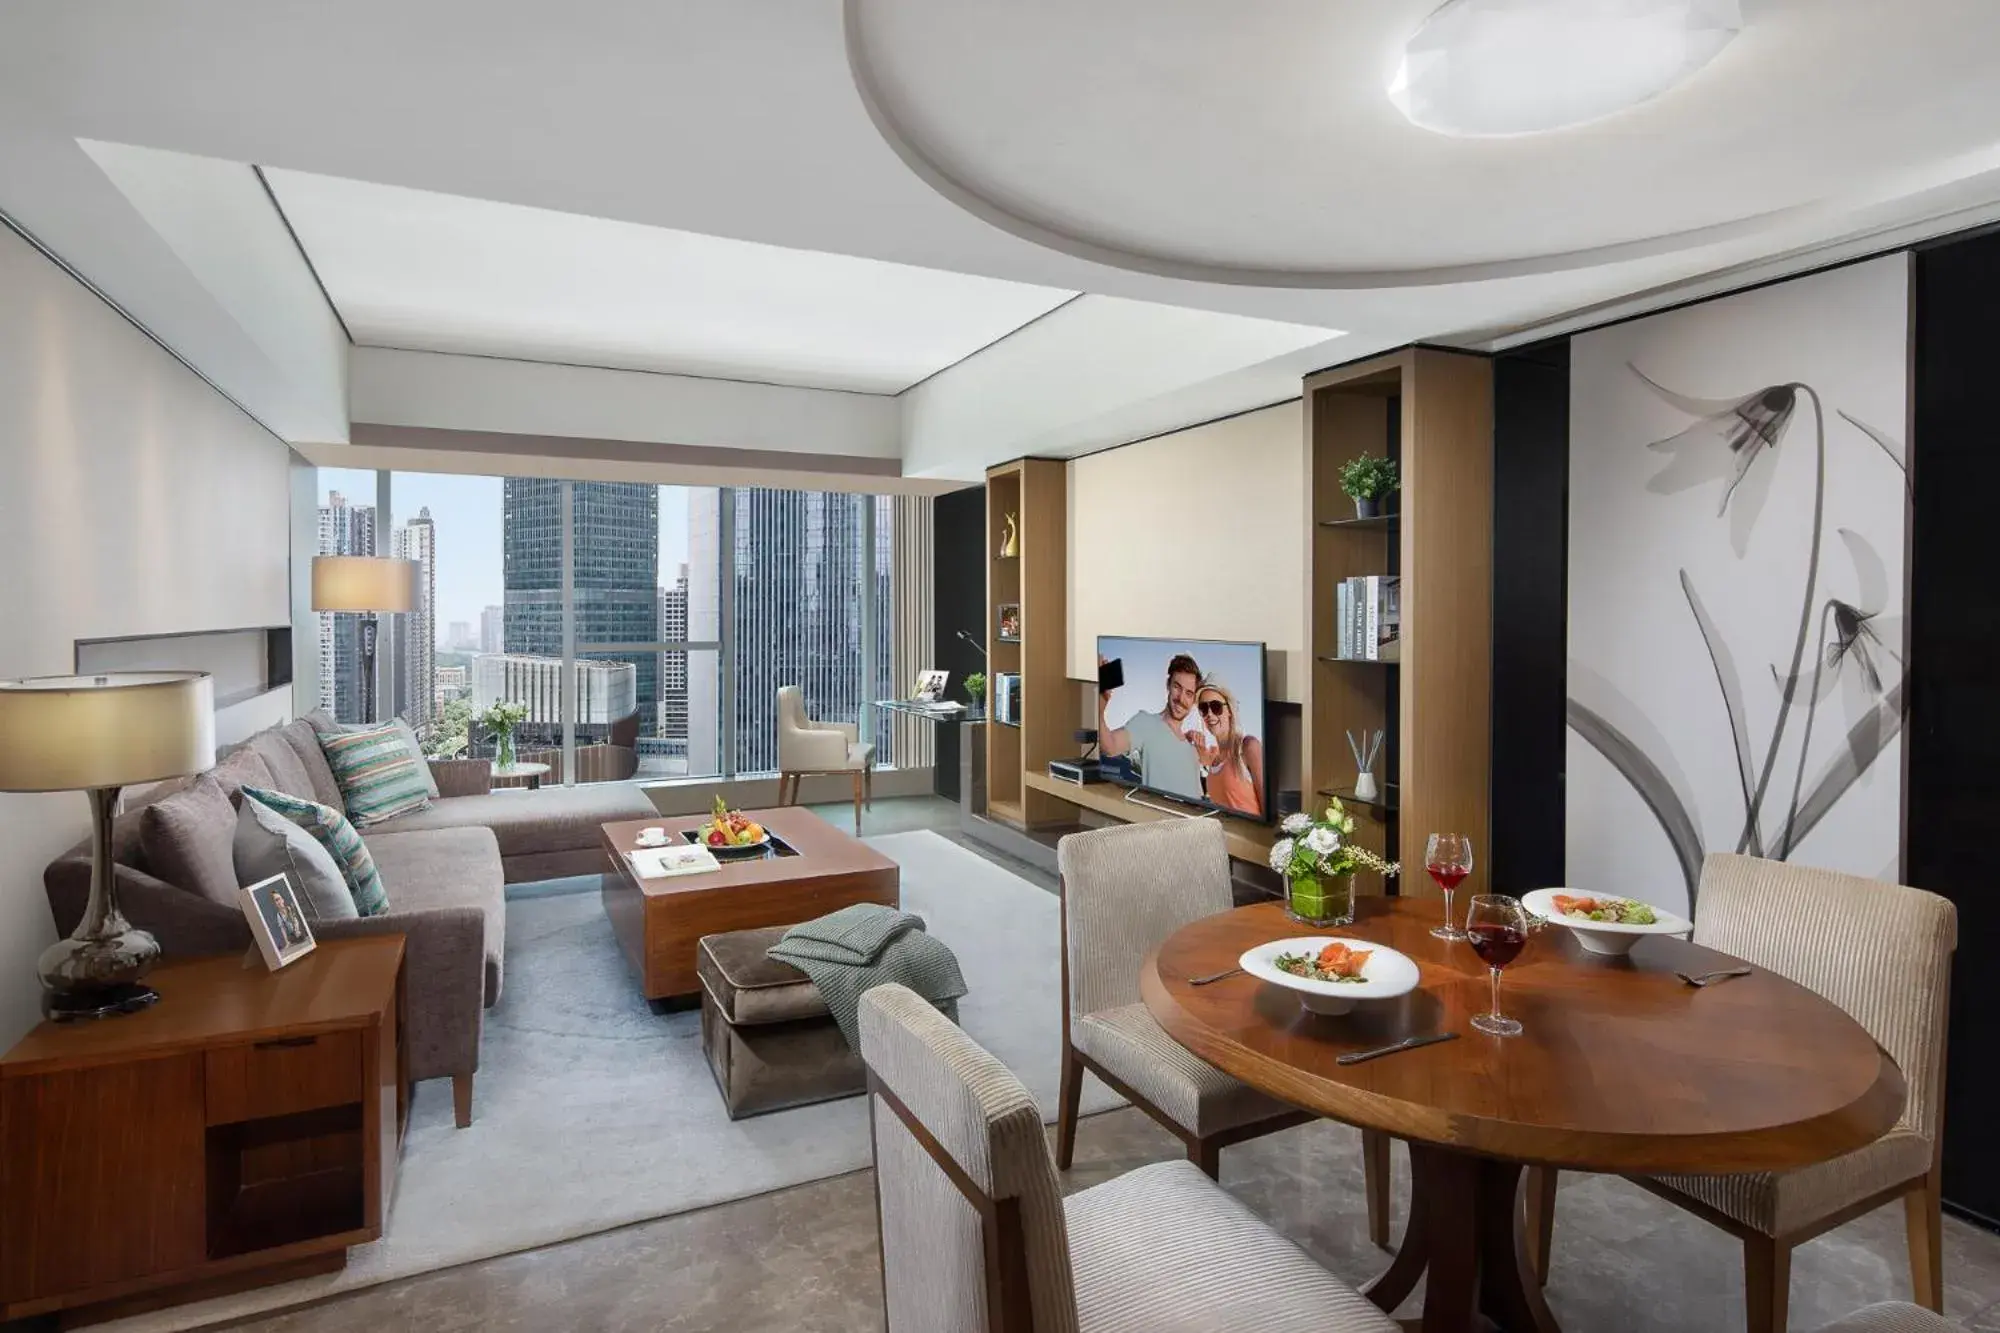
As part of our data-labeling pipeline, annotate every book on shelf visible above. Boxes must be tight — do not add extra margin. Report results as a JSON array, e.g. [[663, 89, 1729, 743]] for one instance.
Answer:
[[1331, 574, 1401, 660], [993, 672, 1023, 724]]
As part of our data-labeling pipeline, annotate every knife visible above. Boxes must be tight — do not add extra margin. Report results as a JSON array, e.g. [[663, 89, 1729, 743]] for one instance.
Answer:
[[1336, 1032, 1460, 1066]]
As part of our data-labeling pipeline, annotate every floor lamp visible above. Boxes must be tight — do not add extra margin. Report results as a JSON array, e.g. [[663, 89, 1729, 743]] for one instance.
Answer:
[[312, 555, 420, 723], [0, 672, 215, 1019]]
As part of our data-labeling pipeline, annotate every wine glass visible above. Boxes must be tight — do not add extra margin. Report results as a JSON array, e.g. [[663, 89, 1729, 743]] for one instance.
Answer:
[[1425, 833, 1473, 941], [1466, 894, 1530, 1038]]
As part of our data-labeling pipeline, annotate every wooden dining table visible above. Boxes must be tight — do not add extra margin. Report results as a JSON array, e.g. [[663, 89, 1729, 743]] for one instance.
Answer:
[[1140, 897, 1906, 1333]]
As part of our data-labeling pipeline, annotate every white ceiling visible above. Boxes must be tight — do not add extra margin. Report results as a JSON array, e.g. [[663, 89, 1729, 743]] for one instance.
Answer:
[[263, 168, 1087, 395], [2, 1, 1999, 470]]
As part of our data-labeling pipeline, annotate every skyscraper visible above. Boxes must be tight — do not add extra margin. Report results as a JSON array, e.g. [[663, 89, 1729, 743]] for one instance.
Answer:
[[316, 490, 376, 721], [446, 620, 474, 650], [657, 564, 689, 746], [725, 488, 871, 774], [502, 480, 659, 738], [479, 605, 504, 655], [393, 506, 437, 728]]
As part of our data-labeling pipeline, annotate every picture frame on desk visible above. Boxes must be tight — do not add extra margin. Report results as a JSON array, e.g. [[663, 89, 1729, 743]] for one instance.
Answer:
[[239, 872, 316, 970]]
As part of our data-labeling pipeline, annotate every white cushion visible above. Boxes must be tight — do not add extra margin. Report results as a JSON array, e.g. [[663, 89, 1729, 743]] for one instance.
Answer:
[[1814, 1303, 1957, 1333], [1066, 1160, 1399, 1333]]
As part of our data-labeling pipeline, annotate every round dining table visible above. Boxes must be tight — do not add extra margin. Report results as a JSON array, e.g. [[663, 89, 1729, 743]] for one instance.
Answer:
[[1140, 897, 1906, 1333]]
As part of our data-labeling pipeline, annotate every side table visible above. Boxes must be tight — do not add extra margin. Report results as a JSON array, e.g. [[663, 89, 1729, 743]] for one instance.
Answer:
[[0, 936, 408, 1325], [491, 760, 551, 790]]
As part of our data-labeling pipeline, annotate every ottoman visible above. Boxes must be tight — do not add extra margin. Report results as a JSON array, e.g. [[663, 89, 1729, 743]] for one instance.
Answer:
[[697, 925, 865, 1120]]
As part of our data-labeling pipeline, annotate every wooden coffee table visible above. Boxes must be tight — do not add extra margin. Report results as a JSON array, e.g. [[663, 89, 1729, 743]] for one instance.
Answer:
[[599, 807, 900, 1001]]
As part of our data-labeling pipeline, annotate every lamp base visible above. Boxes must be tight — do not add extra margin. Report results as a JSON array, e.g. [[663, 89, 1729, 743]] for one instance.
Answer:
[[43, 981, 160, 1022]]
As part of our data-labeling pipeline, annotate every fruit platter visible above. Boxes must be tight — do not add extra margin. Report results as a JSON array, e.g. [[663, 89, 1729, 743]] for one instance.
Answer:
[[695, 795, 771, 857]]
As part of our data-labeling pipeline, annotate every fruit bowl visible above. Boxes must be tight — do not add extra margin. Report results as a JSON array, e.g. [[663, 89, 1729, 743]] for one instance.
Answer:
[[695, 797, 769, 857]]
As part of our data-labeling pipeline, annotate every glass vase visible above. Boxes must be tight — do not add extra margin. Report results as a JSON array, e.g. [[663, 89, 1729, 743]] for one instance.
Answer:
[[1287, 872, 1355, 928], [496, 726, 516, 769]]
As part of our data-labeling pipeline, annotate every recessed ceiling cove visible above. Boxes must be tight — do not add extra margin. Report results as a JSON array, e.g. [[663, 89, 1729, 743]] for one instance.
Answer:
[[844, 0, 2000, 286]]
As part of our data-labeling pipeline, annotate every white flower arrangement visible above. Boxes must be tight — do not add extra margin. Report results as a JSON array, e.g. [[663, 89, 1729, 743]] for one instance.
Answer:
[[1272, 798, 1401, 883]]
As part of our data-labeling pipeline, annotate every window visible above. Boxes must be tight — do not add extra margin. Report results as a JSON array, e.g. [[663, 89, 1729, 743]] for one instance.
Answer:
[[316, 469, 914, 785]]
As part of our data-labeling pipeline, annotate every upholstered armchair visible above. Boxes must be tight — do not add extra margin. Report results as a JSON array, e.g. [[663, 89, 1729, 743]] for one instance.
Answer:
[[1816, 1305, 1958, 1333], [1055, 819, 1393, 1244], [858, 984, 1400, 1333], [1527, 853, 1957, 1333], [776, 685, 873, 831]]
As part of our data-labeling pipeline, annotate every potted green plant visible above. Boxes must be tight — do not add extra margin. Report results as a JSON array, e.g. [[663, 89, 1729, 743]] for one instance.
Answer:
[[962, 671, 987, 710], [1339, 454, 1400, 519], [1268, 797, 1401, 926], [476, 700, 530, 768]]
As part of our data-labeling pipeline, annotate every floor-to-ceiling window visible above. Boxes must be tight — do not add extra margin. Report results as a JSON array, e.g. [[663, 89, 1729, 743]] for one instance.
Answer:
[[313, 467, 916, 784]]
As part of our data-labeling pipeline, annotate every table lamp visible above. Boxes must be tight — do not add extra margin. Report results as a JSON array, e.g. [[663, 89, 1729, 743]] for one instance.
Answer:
[[312, 555, 419, 723], [0, 672, 215, 1020]]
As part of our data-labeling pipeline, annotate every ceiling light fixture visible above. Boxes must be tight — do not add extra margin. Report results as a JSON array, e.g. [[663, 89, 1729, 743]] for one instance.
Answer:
[[1388, 0, 1742, 137]]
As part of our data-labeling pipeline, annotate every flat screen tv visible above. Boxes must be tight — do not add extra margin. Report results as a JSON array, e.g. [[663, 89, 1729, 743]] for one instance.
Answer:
[[1095, 635, 1269, 822]]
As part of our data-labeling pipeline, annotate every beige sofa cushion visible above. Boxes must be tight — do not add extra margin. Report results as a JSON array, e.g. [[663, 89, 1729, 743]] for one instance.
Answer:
[[246, 728, 318, 802], [367, 783, 656, 859], [140, 775, 244, 906], [279, 717, 346, 809], [363, 825, 507, 1003]]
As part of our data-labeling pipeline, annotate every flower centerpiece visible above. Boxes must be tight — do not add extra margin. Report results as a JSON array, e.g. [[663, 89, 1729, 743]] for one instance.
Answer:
[[1269, 798, 1401, 927], [476, 700, 530, 769]]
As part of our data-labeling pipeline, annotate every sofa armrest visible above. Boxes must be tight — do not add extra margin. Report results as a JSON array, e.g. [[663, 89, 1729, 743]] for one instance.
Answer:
[[429, 757, 494, 798], [318, 903, 488, 1083], [45, 857, 251, 956]]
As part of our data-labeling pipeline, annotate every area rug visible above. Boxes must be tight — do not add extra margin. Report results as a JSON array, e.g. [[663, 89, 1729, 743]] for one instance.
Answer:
[[105, 830, 1119, 1331]]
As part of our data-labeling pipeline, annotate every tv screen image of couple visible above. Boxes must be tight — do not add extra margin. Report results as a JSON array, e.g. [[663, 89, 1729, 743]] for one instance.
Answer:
[[1096, 635, 1268, 821]]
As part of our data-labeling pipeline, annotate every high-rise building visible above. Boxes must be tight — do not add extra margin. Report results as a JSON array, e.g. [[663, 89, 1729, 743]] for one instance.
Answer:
[[479, 605, 504, 655], [471, 653, 636, 731], [446, 620, 474, 651], [315, 490, 376, 721], [503, 480, 658, 736], [724, 488, 872, 775], [392, 506, 437, 728], [657, 564, 689, 744]]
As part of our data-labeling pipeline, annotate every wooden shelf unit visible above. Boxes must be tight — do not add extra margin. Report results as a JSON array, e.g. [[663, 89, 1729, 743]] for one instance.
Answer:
[[1303, 348, 1493, 899], [1024, 772, 1277, 863], [984, 458, 1070, 827]]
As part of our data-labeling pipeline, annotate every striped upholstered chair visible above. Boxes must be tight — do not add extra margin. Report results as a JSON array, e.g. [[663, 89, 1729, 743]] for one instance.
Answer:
[[1527, 854, 1957, 1333], [859, 984, 1399, 1333], [1055, 819, 1392, 1244], [1816, 1305, 1958, 1332]]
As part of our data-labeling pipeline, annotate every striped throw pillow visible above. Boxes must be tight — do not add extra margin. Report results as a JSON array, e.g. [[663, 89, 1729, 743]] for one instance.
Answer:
[[316, 723, 433, 827], [241, 786, 389, 917]]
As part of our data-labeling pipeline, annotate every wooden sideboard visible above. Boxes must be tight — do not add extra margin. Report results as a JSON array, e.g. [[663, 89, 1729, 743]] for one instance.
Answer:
[[0, 936, 407, 1326]]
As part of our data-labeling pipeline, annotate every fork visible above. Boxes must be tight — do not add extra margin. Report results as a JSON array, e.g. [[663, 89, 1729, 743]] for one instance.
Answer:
[[1187, 967, 1242, 986], [1676, 967, 1752, 988]]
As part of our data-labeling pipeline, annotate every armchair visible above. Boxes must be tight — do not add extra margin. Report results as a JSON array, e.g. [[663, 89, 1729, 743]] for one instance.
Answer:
[[776, 685, 873, 831]]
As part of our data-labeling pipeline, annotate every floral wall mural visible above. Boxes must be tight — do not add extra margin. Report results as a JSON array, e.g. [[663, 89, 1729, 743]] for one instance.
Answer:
[[1567, 256, 1909, 916]]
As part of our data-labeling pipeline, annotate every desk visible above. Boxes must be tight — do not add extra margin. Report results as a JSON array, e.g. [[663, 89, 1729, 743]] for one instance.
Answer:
[[1142, 899, 1903, 1332], [871, 699, 986, 813]]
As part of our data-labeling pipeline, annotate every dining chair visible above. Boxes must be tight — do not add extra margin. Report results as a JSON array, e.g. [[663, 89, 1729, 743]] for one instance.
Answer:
[[1054, 819, 1394, 1246], [858, 982, 1401, 1333], [775, 685, 873, 831], [1815, 1303, 1957, 1332], [1525, 853, 1957, 1333]]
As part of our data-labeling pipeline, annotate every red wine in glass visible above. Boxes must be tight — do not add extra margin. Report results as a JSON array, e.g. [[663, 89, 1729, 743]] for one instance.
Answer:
[[1466, 894, 1528, 1038], [1466, 922, 1527, 969], [1425, 833, 1473, 941]]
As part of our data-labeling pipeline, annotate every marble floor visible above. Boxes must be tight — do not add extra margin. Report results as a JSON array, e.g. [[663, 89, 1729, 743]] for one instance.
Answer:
[[141, 799, 2000, 1332]]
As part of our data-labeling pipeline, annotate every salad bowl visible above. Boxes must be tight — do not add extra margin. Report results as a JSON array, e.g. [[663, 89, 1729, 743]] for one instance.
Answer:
[[1522, 888, 1691, 957], [1239, 937, 1420, 1016]]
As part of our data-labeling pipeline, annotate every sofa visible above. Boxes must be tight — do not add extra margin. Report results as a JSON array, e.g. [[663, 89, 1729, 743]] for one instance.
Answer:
[[43, 711, 657, 1126]]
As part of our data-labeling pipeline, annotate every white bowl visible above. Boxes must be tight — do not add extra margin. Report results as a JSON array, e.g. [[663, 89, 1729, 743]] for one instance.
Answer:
[[1239, 937, 1421, 1016], [1522, 888, 1691, 957]]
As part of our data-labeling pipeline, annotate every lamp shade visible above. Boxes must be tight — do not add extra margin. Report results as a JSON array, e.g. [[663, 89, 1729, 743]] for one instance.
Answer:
[[0, 672, 215, 792], [312, 555, 420, 613]]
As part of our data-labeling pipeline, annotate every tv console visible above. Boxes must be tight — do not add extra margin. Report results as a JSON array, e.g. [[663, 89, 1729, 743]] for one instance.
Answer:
[[1021, 771, 1277, 865]]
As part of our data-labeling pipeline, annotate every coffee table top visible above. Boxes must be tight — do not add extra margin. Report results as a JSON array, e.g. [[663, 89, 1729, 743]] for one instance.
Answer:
[[601, 806, 895, 898]]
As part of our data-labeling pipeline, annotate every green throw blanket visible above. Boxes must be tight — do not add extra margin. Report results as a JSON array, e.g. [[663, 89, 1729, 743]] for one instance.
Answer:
[[767, 904, 968, 1049]]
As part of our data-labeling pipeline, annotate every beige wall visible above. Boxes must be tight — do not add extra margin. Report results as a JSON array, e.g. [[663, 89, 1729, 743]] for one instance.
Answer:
[[1065, 402, 1306, 700], [0, 226, 292, 1045]]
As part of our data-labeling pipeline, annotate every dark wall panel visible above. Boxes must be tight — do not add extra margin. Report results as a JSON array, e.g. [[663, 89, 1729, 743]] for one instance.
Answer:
[[931, 484, 988, 800], [1491, 340, 1571, 893], [1911, 231, 2000, 1224]]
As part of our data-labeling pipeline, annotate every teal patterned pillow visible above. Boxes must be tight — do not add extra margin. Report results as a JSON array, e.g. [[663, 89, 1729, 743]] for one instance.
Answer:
[[315, 723, 432, 827], [241, 786, 389, 917]]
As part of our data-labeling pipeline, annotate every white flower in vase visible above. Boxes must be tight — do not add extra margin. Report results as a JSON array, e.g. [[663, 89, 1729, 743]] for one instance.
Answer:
[[1267, 838, 1296, 873], [1303, 826, 1341, 857], [1279, 812, 1312, 835]]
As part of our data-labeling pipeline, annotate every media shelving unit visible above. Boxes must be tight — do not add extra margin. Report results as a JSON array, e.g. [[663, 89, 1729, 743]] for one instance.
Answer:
[[1304, 348, 1493, 898], [983, 458, 1071, 829]]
